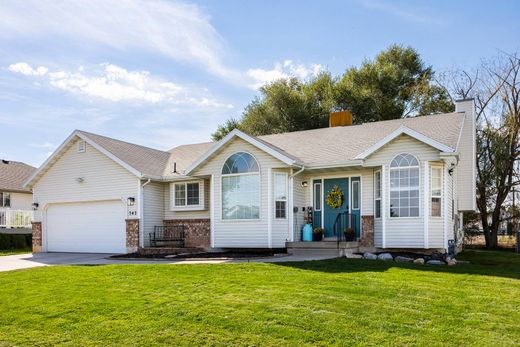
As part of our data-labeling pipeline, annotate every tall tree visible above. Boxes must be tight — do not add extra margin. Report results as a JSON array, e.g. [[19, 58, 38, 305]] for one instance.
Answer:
[[441, 53, 520, 248], [212, 45, 452, 140]]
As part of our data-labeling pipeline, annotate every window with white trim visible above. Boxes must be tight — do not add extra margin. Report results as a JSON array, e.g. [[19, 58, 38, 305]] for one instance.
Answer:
[[0, 192, 11, 208], [352, 180, 360, 210], [274, 173, 287, 219], [431, 166, 442, 217], [374, 171, 381, 218], [314, 182, 322, 211], [390, 153, 420, 218], [221, 152, 260, 220], [171, 181, 204, 210]]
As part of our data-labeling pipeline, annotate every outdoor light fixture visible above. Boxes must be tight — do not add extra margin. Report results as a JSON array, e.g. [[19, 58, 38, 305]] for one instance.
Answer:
[[32, 202, 39, 210], [127, 197, 135, 207], [76, 177, 84, 183], [448, 162, 456, 176], [301, 181, 308, 187]]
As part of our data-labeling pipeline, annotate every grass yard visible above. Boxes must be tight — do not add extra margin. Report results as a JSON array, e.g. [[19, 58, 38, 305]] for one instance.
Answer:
[[0, 250, 519, 346]]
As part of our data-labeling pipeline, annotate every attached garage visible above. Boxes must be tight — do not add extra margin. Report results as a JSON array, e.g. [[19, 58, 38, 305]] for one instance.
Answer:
[[46, 200, 126, 253]]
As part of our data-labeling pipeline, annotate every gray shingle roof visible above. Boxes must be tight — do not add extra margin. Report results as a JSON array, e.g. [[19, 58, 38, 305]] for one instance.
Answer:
[[0, 160, 36, 193], [64, 112, 465, 180]]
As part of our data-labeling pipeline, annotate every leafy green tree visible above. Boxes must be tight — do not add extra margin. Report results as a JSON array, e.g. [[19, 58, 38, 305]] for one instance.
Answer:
[[212, 44, 453, 139], [211, 118, 241, 141]]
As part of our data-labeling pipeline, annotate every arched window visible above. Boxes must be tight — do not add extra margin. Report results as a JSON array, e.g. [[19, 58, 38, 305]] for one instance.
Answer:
[[389, 153, 420, 217], [221, 152, 260, 219]]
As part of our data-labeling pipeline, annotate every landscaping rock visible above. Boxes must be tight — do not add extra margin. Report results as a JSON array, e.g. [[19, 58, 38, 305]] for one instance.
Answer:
[[346, 253, 363, 259], [377, 253, 394, 261], [395, 256, 414, 263], [447, 258, 457, 266], [426, 260, 446, 265], [363, 252, 378, 260], [413, 258, 425, 265]]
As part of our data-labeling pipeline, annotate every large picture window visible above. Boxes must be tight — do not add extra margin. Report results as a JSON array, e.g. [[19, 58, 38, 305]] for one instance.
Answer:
[[431, 166, 442, 217], [222, 152, 260, 220], [389, 154, 419, 218]]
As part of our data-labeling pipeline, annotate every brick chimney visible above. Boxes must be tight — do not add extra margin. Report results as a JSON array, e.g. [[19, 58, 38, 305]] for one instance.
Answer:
[[329, 110, 353, 127]]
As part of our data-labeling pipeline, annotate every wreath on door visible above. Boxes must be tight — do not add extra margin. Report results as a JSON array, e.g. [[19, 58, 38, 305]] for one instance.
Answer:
[[326, 185, 343, 209]]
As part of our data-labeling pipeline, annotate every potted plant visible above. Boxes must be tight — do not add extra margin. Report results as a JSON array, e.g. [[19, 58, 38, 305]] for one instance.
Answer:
[[312, 228, 324, 241], [344, 227, 355, 242]]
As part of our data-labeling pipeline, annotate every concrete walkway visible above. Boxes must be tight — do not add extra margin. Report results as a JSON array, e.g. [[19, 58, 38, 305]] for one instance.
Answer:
[[0, 251, 338, 272]]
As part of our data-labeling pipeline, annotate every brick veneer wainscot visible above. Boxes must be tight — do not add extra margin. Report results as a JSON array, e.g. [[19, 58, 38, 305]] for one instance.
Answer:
[[32, 221, 42, 253], [126, 219, 140, 253], [359, 215, 374, 247], [163, 219, 210, 249]]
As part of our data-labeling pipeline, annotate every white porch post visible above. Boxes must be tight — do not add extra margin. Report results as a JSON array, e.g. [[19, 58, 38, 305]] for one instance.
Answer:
[[288, 169, 294, 242], [381, 165, 387, 248], [267, 168, 272, 248], [443, 163, 449, 250], [423, 161, 429, 249]]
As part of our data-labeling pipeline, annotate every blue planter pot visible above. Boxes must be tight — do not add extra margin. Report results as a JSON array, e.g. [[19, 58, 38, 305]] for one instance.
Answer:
[[302, 224, 313, 241]]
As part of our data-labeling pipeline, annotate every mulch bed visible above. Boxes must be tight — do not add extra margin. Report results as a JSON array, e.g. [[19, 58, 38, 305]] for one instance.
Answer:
[[112, 249, 287, 260]]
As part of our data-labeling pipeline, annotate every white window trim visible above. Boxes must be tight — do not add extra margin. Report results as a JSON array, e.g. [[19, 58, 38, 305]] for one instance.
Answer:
[[389, 153, 421, 219], [430, 165, 443, 218], [274, 172, 288, 220], [0, 192, 11, 208], [170, 180, 205, 211], [374, 170, 381, 219]]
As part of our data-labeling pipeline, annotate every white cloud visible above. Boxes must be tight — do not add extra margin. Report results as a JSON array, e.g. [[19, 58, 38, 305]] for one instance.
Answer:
[[247, 60, 324, 89], [0, 0, 241, 82], [8, 62, 233, 108]]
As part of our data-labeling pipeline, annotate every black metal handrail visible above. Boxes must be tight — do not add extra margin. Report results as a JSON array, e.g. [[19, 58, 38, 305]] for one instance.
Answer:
[[149, 225, 185, 247], [333, 212, 359, 247]]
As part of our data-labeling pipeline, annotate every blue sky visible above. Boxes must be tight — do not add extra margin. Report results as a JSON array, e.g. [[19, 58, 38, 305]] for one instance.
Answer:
[[0, 0, 518, 167]]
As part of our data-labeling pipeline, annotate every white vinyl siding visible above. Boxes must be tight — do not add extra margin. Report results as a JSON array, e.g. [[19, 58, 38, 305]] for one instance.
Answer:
[[292, 174, 308, 241], [191, 138, 289, 248], [8, 192, 33, 210], [32, 138, 138, 223], [456, 101, 476, 211], [367, 134, 442, 248], [143, 181, 165, 247]]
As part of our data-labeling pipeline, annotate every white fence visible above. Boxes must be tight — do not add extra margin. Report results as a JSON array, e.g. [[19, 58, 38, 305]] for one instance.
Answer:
[[0, 209, 34, 228]]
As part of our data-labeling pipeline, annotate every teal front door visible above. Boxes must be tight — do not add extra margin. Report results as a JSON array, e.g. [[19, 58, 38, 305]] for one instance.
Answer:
[[323, 178, 349, 237]]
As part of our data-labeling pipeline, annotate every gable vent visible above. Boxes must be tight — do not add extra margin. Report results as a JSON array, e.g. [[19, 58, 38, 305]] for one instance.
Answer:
[[77, 140, 86, 153]]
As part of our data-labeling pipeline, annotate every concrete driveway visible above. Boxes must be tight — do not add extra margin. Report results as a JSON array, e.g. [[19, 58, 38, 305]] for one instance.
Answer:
[[0, 251, 338, 272]]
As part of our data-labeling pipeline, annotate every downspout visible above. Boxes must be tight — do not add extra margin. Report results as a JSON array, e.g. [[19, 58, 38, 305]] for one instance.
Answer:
[[290, 165, 305, 178]]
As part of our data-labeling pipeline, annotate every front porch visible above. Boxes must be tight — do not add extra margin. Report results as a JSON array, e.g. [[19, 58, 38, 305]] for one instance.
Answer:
[[0, 208, 33, 230]]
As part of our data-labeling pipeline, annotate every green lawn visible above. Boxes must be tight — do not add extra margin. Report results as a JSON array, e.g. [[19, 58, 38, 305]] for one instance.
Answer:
[[0, 250, 519, 346], [0, 248, 31, 256]]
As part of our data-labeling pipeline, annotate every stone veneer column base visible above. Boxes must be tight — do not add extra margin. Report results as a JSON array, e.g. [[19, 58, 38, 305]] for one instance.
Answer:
[[359, 215, 374, 247], [32, 221, 42, 253], [164, 219, 211, 249], [126, 219, 140, 253]]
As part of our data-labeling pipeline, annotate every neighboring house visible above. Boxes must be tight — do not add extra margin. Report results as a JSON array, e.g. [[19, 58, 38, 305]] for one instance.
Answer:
[[0, 160, 36, 230], [25, 99, 476, 254]]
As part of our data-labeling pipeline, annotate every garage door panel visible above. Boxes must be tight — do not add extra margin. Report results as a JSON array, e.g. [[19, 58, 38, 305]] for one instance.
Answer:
[[47, 200, 126, 253]]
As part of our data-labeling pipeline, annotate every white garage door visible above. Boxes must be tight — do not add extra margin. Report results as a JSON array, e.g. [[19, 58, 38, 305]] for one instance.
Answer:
[[46, 200, 126, 253]]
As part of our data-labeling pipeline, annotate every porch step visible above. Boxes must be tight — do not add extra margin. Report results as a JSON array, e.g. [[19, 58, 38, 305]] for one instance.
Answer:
[[138, 247, 205, 256], [286, 241, 359, 249]]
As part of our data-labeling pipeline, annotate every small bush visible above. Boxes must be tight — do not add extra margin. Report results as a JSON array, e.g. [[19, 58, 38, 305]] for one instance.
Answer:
[[0, 233, 32, 249]]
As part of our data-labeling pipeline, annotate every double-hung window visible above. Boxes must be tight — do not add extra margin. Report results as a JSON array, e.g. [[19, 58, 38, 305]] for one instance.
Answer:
[[431, 166, 442, 217], [389, 154, 420, 218], [171, 181, 203, 210], [274, 173, 287, 219], [374, 171, 381, 218], [0, 192, 10, 208], [221, 152, 260, 220]]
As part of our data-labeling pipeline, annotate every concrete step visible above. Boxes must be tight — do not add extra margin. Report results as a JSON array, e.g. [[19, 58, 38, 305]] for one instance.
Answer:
[[286, 241, 359, 249]]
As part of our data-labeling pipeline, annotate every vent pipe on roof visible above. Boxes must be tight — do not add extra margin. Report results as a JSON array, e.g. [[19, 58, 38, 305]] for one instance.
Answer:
[[173, 162, 178, 174], [1, 159, 9, 164], [329, 110, 353, 127]]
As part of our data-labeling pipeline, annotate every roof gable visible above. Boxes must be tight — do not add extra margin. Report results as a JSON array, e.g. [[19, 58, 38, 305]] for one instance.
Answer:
[[185, 129, 303, 175]]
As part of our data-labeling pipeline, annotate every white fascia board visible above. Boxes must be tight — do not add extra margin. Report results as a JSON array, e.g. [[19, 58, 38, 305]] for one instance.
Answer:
[[185, 129, 301, 175], [24, 130, 144, 189], [304, 160, 365, 170], [355, 126, 455, 160]]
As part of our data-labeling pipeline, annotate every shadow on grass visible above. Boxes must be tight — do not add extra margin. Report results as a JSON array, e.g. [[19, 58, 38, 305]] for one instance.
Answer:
[[274, 249, 520, 281]]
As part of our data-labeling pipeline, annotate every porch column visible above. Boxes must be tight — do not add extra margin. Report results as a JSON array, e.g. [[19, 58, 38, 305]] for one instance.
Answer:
[[381, 165, 387, 248]]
